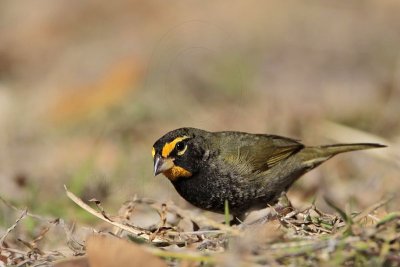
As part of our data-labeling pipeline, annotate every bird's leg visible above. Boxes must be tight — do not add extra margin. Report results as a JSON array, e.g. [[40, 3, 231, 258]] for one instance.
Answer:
[[230, 213, 246, 226], [245, 192, 294, 225], [274, 191, 294, 214], [227, 194, 294, 226]]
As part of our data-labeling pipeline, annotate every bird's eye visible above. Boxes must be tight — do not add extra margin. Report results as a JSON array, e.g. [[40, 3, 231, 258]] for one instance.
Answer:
[[176, 141, 185, 152]]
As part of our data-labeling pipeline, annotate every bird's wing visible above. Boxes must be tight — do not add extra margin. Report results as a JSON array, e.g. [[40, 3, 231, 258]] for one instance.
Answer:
[[217, 133, 304, 173]]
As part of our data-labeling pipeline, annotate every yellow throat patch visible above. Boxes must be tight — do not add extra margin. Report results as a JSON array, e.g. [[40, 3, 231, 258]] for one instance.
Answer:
[[163, 166, 192, 181]]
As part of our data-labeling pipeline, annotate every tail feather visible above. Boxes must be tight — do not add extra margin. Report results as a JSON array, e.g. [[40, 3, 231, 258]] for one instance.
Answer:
[[300, 143, 386, 167], [318, 143, 386, 156]]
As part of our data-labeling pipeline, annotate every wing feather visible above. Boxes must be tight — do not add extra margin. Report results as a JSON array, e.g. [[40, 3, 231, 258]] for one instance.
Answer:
[[215, 133, 304, 173]]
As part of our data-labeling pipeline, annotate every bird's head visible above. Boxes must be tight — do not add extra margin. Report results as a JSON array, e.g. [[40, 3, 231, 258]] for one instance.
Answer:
[[152, 128, 207, 182]]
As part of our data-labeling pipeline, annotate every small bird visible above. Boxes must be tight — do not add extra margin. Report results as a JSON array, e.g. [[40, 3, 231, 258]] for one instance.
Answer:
[[152, 128, 385, 221]]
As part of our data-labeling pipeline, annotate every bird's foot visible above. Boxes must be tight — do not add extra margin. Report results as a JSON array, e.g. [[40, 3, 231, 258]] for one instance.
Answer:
[[244, 192, 294, 226], [274, 191, 294, 215]]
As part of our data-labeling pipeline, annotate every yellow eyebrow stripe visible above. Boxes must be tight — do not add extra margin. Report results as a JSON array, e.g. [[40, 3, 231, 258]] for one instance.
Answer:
[[162, 136, 189, 157], [152, 147, 155, 158]]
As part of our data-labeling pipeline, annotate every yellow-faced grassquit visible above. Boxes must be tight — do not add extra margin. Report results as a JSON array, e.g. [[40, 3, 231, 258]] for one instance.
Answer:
[[152, 128, 385, 221]]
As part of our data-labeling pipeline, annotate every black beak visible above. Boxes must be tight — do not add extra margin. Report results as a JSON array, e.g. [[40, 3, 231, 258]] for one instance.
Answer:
[[153, 155, 174, 176]]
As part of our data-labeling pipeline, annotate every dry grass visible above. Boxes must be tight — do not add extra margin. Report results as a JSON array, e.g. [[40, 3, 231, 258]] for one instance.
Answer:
[[1, 188, 399, 266]]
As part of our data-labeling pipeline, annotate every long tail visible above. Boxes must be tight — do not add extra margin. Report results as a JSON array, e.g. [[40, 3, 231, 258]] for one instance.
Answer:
[[318, 143, 386, 156], [300, 143, 386, 167]]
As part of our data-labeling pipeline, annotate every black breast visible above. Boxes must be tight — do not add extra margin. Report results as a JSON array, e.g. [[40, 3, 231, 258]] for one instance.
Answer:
[[171, 169, 272, 215]]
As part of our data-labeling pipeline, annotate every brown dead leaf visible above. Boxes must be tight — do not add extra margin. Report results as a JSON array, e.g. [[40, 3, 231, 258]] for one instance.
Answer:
[[53, 256, 90, 267], [0, 254, 8, 265], [48, 59, 142, 123], [258, 220, 284, 242], [86, 234, 167, 267]]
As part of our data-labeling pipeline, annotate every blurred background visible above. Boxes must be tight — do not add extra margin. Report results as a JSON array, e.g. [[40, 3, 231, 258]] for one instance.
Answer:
[[0, 0, 399, 228]]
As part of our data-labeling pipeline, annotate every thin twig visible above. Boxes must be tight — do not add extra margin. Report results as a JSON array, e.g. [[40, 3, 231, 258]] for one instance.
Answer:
[[0, 208, 28, 246], [0, 196, 52, 222], [64, 185, 181, 245], [353, 195, 394, 223]]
